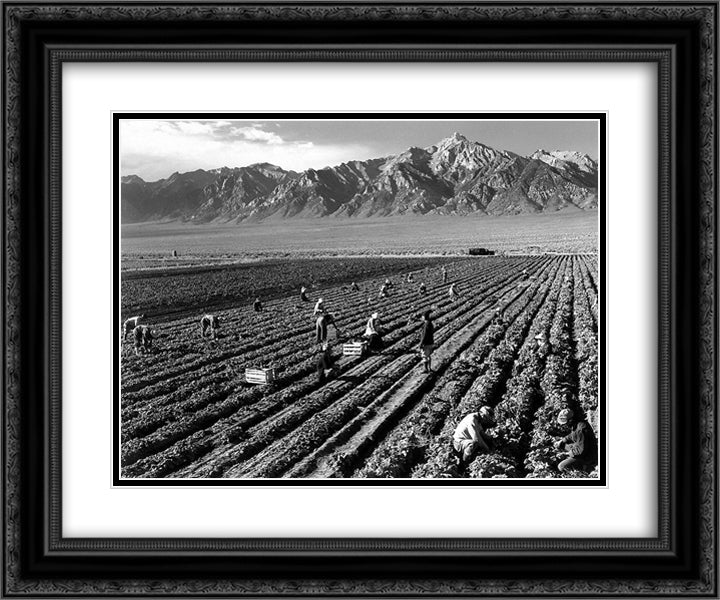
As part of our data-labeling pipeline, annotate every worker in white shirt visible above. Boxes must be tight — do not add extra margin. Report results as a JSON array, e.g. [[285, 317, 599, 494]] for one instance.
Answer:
[[363, 311, 383, 352], [122, 314, 145, 340], [452, 406, 494, 468], [313, 298, 325, 316]]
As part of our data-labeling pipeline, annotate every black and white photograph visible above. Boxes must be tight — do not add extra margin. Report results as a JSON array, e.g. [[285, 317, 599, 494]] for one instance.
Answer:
[[116, 115, 604, 483]]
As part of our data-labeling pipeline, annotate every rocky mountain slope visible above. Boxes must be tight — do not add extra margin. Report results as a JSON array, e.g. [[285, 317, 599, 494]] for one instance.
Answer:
[[121, 133, 598, 223]]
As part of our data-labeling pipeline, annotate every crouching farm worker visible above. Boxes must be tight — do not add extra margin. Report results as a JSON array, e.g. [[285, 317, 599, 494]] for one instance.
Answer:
[[316, 342, 335, 384], [200, 314, 220, 339], [418, 310, 435, 373], [133, 325, 154, 356], [363, 312, 383, 352], [122, 314, 145, 340], [253, 297, 263, 312], [452, 407, 494, 469], [448, 283, 459, 301], [554, 409, 597, 473]]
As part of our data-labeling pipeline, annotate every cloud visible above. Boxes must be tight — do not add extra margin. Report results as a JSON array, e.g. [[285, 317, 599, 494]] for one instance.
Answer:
[[228, 126, 285, 145], [119, 119, 370, 181]]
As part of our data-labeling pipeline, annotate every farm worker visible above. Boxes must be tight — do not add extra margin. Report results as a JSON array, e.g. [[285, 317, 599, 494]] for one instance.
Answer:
[[419, 282, 426, 295], [379, 283, 389, 298], [406, 273, 414, 283], [442, 266, 448, 283], [554, 410, 597, 473], [363, 312, 383, 352], [253, 297, 263, 312], [315, 312, 338, 345], [122, 314, 145, 340], [351, 282, 360, 292], [313, 298, 325, 316], [316, 342, 334, 384], [534, 331, 552, 358], [491, 308, 506, 326], [200, 314, 220, 339], [452, 406, 494, 467], [448, 283, 458, 301], [521, 268, 529, 280], [418, 310, 435, 373], [133, 325, 153, 356], [300, 286, 309, 302], [384, 277, 393, 288]]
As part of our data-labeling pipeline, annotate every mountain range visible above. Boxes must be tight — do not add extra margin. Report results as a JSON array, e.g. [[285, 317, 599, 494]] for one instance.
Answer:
[[120, 132, 598, 223]]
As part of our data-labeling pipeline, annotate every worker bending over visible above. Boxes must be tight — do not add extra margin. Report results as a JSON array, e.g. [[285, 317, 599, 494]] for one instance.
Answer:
[[452, 406, 494, 469], [363, 312, 383, 352], [316, 312, 339, 346], [122, 314, 145, 340], [200, 314, 221, 339]]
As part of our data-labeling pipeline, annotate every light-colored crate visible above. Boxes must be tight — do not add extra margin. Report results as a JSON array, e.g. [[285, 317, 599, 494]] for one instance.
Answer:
[[245, 367, 277, 385], [342, 341, 367, 356]]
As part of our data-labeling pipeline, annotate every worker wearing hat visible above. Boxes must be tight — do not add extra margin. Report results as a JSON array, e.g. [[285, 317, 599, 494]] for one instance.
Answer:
[[452, 406, 495, 470], [363, 311, 383, 352], [553, 408, 597, 473]]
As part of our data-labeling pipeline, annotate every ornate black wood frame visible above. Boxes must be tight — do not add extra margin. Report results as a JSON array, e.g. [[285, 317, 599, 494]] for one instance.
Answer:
[[3, 2, 717, 596]]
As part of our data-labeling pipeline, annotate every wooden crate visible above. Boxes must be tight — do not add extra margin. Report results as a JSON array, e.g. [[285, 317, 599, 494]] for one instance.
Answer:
[[245, 367, 277, 385], [343, 341, 367, 356]]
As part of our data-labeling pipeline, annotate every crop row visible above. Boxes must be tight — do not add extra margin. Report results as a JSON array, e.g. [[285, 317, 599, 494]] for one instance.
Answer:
[[409, 257, 570, 478], [121, 258, 543, 475], [176, 261, 537, 478], [465, 258, 574, 478], [120, 258, 505, 395], [121, 256, 461, 317], [351, 257, 562, 478], [121, 258, 514, 425]]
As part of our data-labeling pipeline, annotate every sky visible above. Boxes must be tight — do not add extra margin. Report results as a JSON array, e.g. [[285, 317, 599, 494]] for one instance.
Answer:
[[119, 118, 600, 182]]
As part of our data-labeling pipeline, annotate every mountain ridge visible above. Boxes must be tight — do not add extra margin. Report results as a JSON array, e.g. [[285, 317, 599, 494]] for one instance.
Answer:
[[121, 133, 598, 223]]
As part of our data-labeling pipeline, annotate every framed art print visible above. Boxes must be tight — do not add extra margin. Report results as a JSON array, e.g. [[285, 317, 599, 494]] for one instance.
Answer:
[[3, 2, 717, 597]]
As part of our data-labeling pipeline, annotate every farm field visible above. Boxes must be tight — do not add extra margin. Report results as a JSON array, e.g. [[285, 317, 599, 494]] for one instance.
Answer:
[[119, 254, 600, 480], [122, 256, 461, 318]]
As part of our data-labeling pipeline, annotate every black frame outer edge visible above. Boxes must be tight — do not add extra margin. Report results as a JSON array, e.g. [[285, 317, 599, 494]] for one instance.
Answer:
[[3, 2, 715, 595]]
